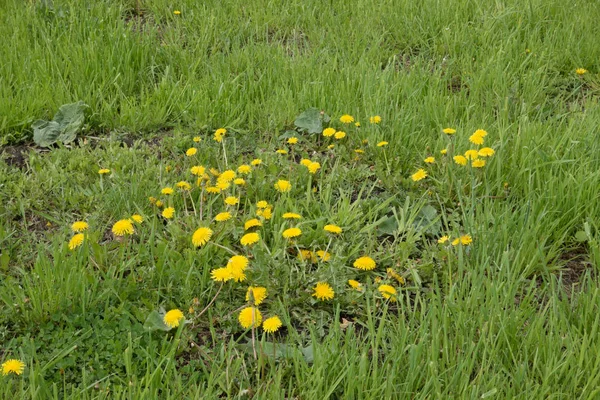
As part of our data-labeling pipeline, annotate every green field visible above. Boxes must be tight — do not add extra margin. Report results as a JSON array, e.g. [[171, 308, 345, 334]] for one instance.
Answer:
[[2, 0, 600, 398]]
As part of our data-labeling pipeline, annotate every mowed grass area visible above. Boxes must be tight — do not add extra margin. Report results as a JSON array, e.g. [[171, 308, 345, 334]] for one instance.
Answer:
[[2, 0, 600, 398]]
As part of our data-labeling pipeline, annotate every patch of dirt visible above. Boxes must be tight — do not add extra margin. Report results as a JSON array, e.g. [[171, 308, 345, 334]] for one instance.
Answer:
[[447, 75, 469, 95], [0, 145, 30, 170], [558, 246, 592, 293]]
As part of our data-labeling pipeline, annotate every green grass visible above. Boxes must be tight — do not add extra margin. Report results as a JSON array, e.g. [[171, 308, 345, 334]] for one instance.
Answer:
[[2, 0, 600, 398]]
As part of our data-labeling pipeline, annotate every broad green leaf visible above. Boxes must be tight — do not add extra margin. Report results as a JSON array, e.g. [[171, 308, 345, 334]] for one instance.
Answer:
[[294, 108, 328, 134], [143, 310, 171, 332], [32, 119, 61, 147], [32, 101, 87, 147], [54, 101, 87, 144]]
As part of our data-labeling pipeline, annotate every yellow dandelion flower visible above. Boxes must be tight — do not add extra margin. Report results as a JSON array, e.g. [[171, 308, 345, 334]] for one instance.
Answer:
[[225, 196, 239, 206], [469, 134, 484, 145], [68, 234, 85, 250], [451, 238, 460, 246], [327, 144, 335, 149], [215, 212, 232, 222], [312, 282, 335, 301], [173, 10, 181, 15], [263, 207, 273, 219], [228, 266, 246, 282], [237, 165, 252, 174], [440, 149, 448, 155], [251, 158, 262, 166], [322, 127, 336, 137], [324, 224, 342, 234], [316, 250, 331, 261], [233, 178, 246, 185], [387, 268, 405, 285], [228, 255, 249, 271], [218, 170, 236, 183], [378, 284, 397, 301], [239, 307, 262, 329], [131, 214, 144, 223], [369, 115, 382, 124], [340, 115, 354, 124], [424, 157, 435, 164], [2, 359, 25, 376], [282, 227, 302, 239], [355, 122, 361, 127], [464, 150, 479, 160], [211, 267, 232, 282], [460, 234, 473, 245], [300, 158, 312, 167], [283, 212, 301, 220], [276, 149, 288, 155], [98, 168, 110, 175], [149, 196, 157, 205], [348, 279, 362, 291], [190, 166, 206, 176], [176, 181, 192, 191], [193, 136, 201, 142], [161, 187, 174, 195], [287, 137, 298, 144], [71, 221, 89, 233], [241, 232, 260, 246], [472, 159, 486, 168], [354, 149, 364, 154], [474, 129, 488, 137], [478, 147, 495, 157], [377, 141, 388, 147], [163, 309, 184, 329], [411, 169, 428, 182], [442, 128, 456, 135], [453, 155, 468, 166], [186, 148, 197, 157], [155, 200, 164, 208], [246, 286, 267, 305], [214, 128, 226, 142], [438, 235, 449, 244], [216, 181, 230, 190], [274, 180, 291, 193], [308, 162, 321, 174], [334, 131, 346, 139], [257, 200, 269, 209], [576, 68, 588, 75], [263, 316, 282, 333], [112, 219, 134, 236], [297, 249, 315, 262], [162, 207, 175, 219], [354, 256, 376, 271], [192, 227, 213, 247], [206, 186, 221, 193]]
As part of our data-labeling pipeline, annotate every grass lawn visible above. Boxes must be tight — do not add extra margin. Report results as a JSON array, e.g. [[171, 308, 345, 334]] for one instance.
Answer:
[[1, 0, 600, 398]]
